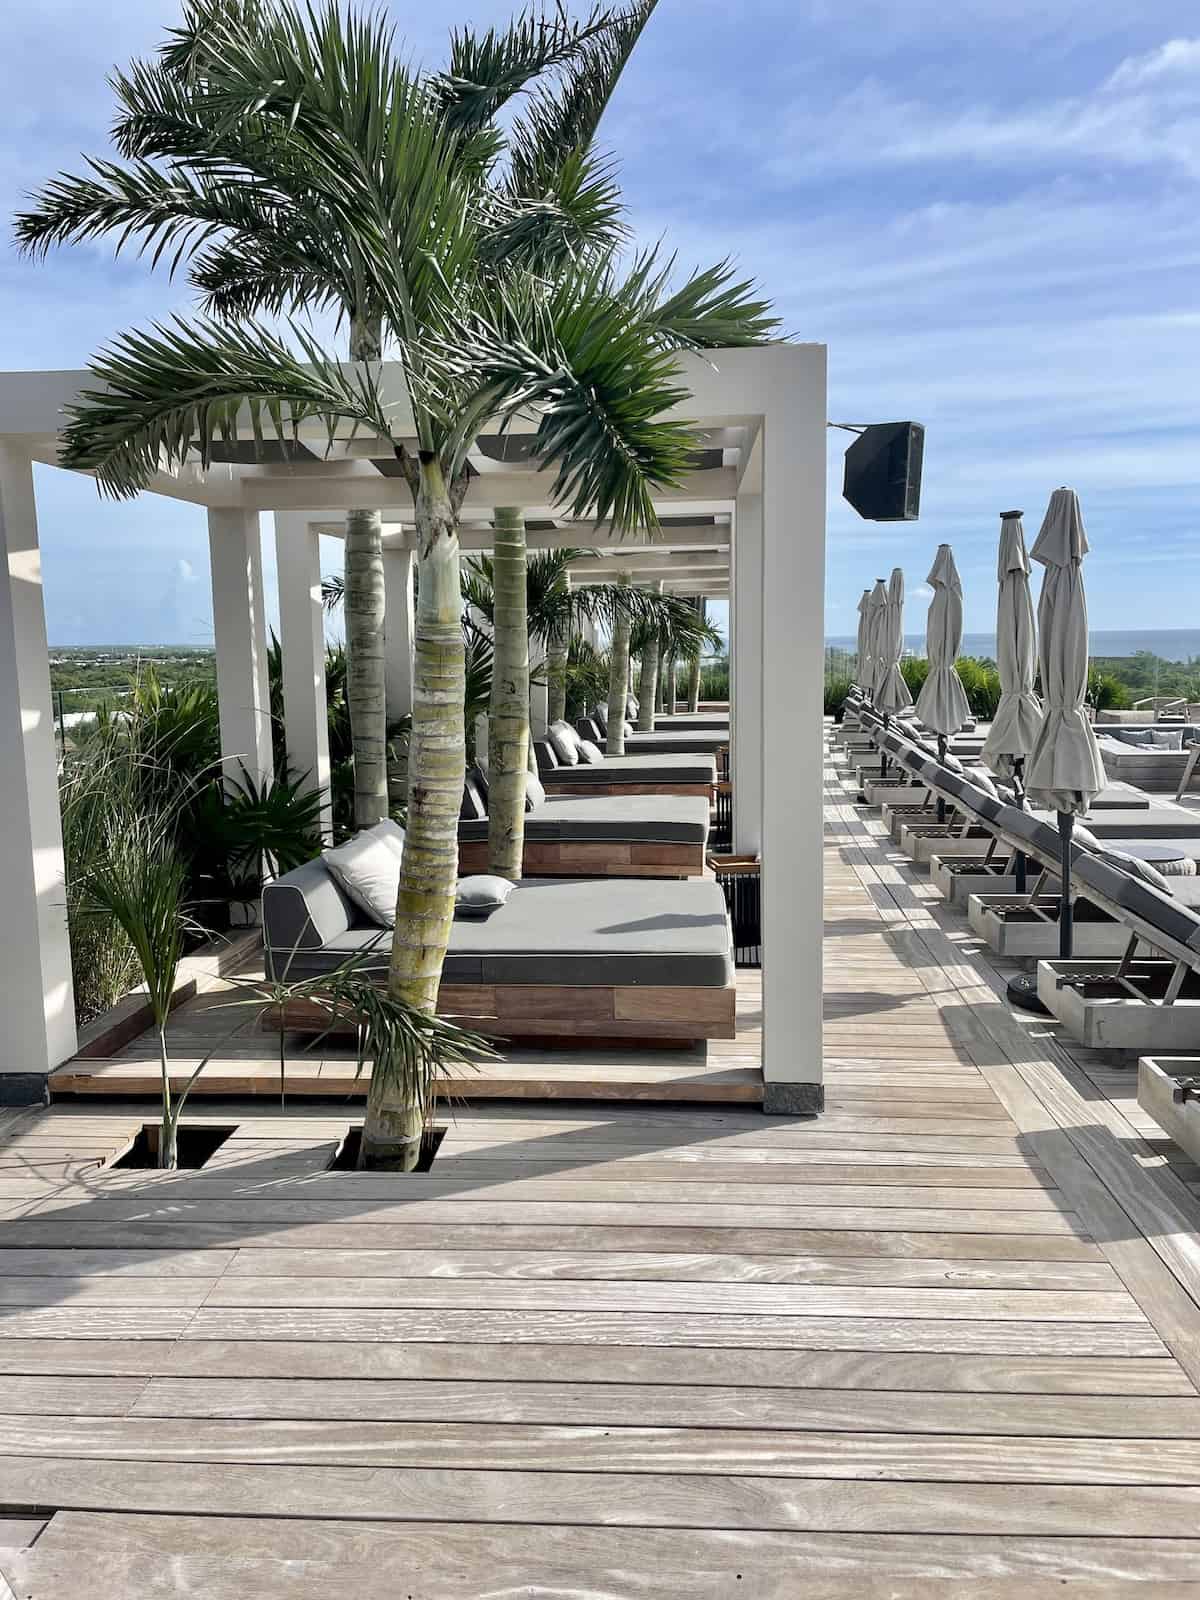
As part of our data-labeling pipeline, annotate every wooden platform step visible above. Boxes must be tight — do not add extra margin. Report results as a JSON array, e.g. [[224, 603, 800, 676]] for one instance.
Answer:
[[50, 1056, 763, 1105]]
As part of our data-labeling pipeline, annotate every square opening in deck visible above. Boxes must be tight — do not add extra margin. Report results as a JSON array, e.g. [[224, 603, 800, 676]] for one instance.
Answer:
[[112, 1124, 238, 1169], [327, 1125, 446, 1172]]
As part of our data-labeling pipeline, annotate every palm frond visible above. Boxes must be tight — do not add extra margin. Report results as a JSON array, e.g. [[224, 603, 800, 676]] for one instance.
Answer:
[[482, 145, 627, 273], [60, 314, 396, 496], [433, 262, 697, 530], [616, 248, 780, 350], [321, 573, 345, 611], [432, 5, 623, 134], [506, 1, 657, 192]]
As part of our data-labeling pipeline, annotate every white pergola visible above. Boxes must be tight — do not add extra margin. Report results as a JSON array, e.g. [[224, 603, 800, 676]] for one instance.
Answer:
[[0, 344, 827, 1112]]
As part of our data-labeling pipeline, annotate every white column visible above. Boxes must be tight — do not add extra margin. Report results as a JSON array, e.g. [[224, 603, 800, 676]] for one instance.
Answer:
[[530, 678, 549, 738], [274, 513, 332, 841], [207, 508, 273, 791], [0, 444, 76, 1095], [760, 350, 828, 1114], [732, 491, 763, 853], [383, 540, 415, 723]]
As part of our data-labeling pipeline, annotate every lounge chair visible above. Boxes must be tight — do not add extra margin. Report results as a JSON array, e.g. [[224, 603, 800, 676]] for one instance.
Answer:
[[262, 867, 736, 1044], [1034, 850, 1200, 1050], [458, 769, 709, 878]]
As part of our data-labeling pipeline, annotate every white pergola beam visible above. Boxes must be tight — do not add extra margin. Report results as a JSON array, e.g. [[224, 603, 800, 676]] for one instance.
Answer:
[[0, 443, 76, 1096], [274, 513, 332, 841]]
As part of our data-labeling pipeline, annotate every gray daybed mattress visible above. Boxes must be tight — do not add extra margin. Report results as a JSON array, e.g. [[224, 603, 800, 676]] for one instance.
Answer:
[[599, 731, 728, 756], [460, 793, 710, 844], [264, 872, 734, 987], [543, 751, 716, 785]]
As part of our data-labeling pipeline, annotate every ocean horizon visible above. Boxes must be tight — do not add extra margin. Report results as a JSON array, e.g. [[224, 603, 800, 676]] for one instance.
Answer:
[[824, 628, 1200, 663]]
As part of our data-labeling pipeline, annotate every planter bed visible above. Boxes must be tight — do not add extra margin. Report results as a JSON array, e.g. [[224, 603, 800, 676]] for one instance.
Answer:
[[929, 854, 1047, 909], [1137, 1057, 1200, 1165], [967, 893, 1135, 959], [1036, 958, 1200, 1052], [899, 822, 997, 865]]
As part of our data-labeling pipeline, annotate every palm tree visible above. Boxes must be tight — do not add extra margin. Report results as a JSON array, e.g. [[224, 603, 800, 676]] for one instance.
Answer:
[[15, 1, 632, 837], [22, 1, 756, 1167]]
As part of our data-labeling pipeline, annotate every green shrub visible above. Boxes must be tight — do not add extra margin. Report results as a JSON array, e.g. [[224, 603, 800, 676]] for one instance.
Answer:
[[824, 676, 852, 721], [955, 657, 1002, 719], [1087, 669, 1131, 711]]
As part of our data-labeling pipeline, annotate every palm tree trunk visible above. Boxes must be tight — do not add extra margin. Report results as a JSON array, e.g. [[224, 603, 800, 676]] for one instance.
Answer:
[[665, 654, 678, 716], [546, 621, 569, 724], [345, 314, 388, 828], [362, 454, 464, 1171], [488, 506, 529, 880], [606, 574, 632, 757], [687, 651, 702, 713], [636, 632, 659, 731], [345, 507, 388, 827], [158, 1027, 176, 1170]]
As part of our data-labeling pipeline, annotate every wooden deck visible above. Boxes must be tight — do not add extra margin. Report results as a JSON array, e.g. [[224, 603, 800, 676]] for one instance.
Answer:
[[49, 968, 763, 1104], [2, 739, 1200, 1591]]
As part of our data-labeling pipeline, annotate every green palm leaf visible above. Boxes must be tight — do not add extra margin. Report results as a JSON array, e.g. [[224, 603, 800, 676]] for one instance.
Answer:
[[61, 315, 395, 495]]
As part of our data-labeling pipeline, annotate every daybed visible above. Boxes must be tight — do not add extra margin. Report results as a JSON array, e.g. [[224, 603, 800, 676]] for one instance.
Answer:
[[263, 860, 736, 1044], [458, 770, 709, 878], [534, 725, 716, 797]]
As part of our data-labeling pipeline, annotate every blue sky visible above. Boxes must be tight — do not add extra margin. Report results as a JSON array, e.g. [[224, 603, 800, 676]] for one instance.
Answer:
[[3, 1, 1200, 646]]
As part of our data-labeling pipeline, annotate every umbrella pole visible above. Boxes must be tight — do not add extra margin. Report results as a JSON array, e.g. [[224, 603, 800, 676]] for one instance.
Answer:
[[880, 712, 890, 779], [1013, 756, 1028, 894], [1058, 812, 1075, 959], [936, 734, 948, 823]]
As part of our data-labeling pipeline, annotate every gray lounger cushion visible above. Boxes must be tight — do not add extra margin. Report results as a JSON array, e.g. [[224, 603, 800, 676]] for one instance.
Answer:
[[266, 875, 733, 986], [541, 749, 716, 785], [1072, 855, 1200, 953], [459, 793, 710, 845]]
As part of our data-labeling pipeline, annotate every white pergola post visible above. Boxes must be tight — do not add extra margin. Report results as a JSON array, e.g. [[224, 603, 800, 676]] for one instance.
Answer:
[[731, 490, 763, 853], [530, 679, 549, 738], [759, 350, 827, 1114], [207, 508, 273, 791], [0, 444, 76, 1097], [383, 539, 415, 724], [274, 513, 332, 841]]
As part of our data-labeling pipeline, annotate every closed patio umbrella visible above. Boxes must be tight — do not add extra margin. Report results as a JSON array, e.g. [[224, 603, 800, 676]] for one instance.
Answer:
[[981, 511, 1044, 895], [873, 567, 913, 776], [864, 578, 888, 704], [854, 588, 872, 691], [1023, 486, 1105, 965], [915, 545, 971, 815], [982, 512, 1043, 781]]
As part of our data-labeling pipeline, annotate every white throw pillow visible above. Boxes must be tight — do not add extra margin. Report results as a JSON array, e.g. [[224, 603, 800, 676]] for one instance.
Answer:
[[455, 874, 515, 918], [524, 771, 547, 811], [577, 739, 605, 764], [548, 720, 581, 765], [322, 823, 404, 928]]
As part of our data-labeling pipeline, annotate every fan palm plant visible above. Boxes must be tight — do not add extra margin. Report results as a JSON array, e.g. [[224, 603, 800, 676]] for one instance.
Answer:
[[19, 1, 773, 1166]]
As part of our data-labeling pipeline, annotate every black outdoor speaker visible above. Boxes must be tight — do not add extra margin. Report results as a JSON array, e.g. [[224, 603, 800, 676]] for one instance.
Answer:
[[842, 421, 924, 521]]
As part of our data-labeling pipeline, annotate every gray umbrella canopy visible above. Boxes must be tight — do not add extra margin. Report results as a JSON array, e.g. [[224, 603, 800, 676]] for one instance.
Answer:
[[982, 511, 1043, 779], [864, 579, 888, 702], [874, 567, 914, 714], [854, 589, 872, 689], [914, 544, 971, 736], [1024, 488, 1105, 815]]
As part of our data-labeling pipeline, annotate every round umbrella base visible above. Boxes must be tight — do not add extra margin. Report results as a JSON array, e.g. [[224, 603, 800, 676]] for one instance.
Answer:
[[1006, 972, 1051, 1016]]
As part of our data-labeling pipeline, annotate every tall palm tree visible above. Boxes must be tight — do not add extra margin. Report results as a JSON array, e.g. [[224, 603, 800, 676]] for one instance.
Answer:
[[21, 2, 757, 1166], [16, 1, 628, 834]]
